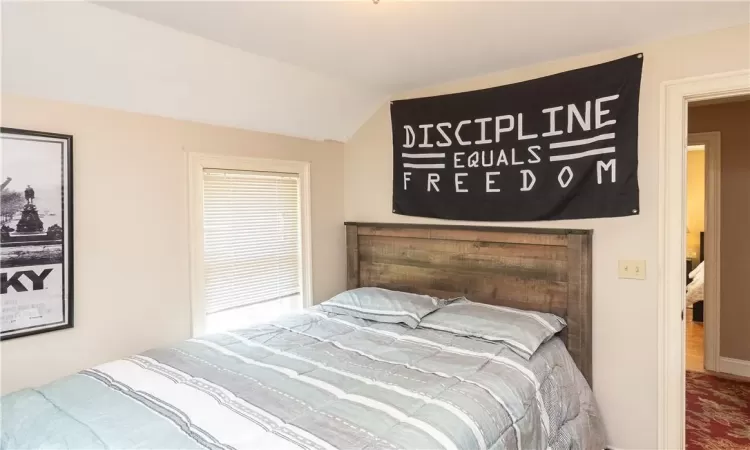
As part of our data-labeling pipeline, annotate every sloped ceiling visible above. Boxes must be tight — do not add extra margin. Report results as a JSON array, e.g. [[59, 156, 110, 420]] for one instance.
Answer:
[[3, 2, 748, 142], [99, 1, 750, 93]]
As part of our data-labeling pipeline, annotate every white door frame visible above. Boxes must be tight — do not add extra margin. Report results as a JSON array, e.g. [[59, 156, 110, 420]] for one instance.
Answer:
[[187, 153, 314, 337], [658, 70, 750, 450], [686, 131, 721, 373]]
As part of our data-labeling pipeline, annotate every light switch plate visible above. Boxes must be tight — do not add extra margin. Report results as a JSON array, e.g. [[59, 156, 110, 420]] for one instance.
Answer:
[[619, 260, 646, 280]]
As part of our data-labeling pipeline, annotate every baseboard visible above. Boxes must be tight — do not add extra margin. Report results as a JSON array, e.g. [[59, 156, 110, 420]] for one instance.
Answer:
[[718, 357, 750, 378]]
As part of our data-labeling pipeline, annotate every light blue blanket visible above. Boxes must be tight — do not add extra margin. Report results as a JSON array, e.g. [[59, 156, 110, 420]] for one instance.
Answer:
[[1, 308, 606, 449]]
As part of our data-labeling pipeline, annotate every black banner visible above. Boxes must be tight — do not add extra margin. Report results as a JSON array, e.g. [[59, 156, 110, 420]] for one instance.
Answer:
[[391, 54, 643, 221]]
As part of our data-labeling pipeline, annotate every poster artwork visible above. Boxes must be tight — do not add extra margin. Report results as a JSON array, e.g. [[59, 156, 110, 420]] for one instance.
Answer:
[[1, 128, 73, 340], [391, 54, 643, 221]]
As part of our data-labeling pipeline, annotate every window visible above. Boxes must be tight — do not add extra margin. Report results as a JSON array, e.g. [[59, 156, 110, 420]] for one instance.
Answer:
[[189, 154, 312, 335]]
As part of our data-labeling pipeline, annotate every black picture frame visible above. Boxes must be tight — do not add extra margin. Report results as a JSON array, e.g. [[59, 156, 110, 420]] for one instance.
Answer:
[[0, 127, 74, 340]]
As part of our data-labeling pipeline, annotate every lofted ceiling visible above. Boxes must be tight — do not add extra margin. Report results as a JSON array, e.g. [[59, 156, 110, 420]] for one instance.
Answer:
[[100, 1, 750, 92], [3, 2, 748, 142]]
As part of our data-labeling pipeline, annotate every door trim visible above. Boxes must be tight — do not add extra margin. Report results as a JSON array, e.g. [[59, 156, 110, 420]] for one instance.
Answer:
[[686, 131, 721, 372]]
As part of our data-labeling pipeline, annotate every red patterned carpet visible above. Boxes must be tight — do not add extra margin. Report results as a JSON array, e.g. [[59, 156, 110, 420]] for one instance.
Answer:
[[686, 371, 750, 450]]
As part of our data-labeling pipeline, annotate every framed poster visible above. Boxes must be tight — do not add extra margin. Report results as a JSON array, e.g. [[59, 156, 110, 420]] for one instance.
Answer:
[[0, 128, 73, 340]]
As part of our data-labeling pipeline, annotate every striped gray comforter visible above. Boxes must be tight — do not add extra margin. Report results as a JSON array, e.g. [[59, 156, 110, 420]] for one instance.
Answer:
[[1, 307, 606, 450]]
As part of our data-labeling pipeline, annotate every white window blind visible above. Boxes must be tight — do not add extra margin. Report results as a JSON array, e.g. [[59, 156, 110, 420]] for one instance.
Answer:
[[202, 169, 301, 315]]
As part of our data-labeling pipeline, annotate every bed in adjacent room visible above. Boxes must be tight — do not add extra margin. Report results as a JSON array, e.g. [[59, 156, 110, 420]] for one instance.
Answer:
[[1, 223, 605, 450], [686, 231, 705, 321], [686, 261, 705, 306]]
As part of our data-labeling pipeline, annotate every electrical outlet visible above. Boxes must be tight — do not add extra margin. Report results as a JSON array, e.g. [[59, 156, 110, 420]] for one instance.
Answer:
[[618, 260, 646, 280]]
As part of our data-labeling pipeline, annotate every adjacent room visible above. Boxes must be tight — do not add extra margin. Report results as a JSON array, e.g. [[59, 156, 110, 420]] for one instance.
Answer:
[[1, 2, 749, 450], [684, 140, 705, 374], [684, 98, 750, 449]]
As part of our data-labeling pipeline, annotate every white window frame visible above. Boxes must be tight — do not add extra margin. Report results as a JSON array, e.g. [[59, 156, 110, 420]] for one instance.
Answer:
[[188, 153, 313, 337]]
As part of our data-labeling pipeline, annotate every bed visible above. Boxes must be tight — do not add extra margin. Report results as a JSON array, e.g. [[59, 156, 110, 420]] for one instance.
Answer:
[[1, 223, 605, 450], [686, 231, 705, 320]]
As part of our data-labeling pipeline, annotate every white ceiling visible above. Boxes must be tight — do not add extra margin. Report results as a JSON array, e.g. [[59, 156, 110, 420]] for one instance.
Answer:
[[99, 1, 750, 92], [4, 2, 748, 142]]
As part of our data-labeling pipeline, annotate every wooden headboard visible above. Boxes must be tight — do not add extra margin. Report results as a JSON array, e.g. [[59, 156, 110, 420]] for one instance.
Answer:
[[345, 222, 594, 385]]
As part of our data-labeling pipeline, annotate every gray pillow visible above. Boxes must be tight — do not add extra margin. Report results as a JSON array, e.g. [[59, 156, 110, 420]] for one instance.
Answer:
[[418, 299, 566, 358], [319, 287, 441, 328]]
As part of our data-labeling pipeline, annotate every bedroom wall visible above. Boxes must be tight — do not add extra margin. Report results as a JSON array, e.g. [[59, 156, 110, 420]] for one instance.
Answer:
[[685, 150, 706, 264], [343, 24, 750, 449], [688, 99, 750, 362], [0, 95, 346, 394]]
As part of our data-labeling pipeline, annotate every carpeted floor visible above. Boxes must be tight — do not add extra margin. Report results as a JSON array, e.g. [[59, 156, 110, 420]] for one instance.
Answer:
[[686, 371, 750, 449]]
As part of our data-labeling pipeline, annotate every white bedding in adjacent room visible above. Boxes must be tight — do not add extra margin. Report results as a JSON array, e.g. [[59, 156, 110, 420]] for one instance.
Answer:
[[686, 261, 705, 306]]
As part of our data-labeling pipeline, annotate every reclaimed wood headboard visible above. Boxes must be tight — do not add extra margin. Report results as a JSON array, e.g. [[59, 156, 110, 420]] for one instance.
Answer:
[[345, 222, 594, 385]]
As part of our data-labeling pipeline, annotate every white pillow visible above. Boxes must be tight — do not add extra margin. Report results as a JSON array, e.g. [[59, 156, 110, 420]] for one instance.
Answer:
[[319, 287, 442, 328]]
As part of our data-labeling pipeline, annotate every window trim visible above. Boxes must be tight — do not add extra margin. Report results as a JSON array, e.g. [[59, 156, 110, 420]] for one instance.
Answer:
[[188, 153, 313, 336]]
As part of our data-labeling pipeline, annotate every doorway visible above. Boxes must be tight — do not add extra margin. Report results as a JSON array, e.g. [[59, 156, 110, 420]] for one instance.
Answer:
[[683, 100, 750, 449], [683, 130, 721, 376], [658, 70, 750, 450], [683, 136, 707, 374]]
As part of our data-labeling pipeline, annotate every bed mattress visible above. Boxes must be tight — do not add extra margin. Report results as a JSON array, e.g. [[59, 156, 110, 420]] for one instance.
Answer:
[[1, 307, 605, 450]]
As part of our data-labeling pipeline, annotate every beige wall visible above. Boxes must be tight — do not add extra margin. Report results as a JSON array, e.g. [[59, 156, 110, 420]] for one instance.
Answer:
[[686, 150, 706, 263], [344, 25, 750, 449], [0, 95, 346, 394], [689, 99, 750, 362]]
